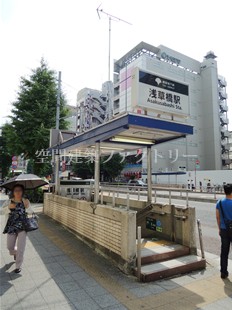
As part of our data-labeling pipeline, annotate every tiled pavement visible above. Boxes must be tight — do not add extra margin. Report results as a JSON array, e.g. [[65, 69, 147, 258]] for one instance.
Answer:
[[0, 206, 232, 309]]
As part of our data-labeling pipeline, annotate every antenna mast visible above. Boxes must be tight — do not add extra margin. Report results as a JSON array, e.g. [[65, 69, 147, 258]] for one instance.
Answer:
[[96, 4, 132, 81]]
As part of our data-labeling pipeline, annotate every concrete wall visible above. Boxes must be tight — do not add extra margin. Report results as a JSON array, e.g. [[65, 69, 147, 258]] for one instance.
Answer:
[[102, 195, 197, 254], [102, 195, 147, 209], [43, 194, 137, 272], [136, 203, 196, 254], [137, 204, 173, 241]]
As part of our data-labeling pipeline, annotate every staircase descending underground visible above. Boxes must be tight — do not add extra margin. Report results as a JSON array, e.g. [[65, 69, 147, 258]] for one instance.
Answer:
[[134, 239, 206, 282]]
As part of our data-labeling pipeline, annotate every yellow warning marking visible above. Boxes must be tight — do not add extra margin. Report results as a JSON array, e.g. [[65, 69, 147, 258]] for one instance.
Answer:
[[141, 240, 174, 249]]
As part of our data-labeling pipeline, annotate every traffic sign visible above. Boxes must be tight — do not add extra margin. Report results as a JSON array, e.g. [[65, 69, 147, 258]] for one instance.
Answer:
[[196, 159, 200, 165], [12, 161, 18, 166], [12, 156, 17, 161], [12, 165, 17, 169]]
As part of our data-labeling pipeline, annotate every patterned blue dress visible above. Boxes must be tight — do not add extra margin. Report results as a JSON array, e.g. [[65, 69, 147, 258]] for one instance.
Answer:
[[3, 201, 27, 234]]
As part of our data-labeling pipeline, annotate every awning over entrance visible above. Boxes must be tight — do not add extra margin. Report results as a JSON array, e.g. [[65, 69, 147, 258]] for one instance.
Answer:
[[56, 113, 193, 154], [52, 113, 193, 205]]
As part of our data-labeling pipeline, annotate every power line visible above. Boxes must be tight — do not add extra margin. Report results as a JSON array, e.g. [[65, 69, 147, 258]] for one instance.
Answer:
[[61, 81, 79, 91]]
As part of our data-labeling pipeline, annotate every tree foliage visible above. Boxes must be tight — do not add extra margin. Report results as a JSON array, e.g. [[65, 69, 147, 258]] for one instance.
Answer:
[[71, 157, 94, 179], [4, 59, 68, 176], [0, 124, 12, 178], [125, 153, 142, 164], [102, 154, 125, 181], [72, 154, 125, 181]]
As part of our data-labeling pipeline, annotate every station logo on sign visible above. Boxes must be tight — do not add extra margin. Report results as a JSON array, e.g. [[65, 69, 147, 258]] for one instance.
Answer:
[[132, 68, 190, 117]]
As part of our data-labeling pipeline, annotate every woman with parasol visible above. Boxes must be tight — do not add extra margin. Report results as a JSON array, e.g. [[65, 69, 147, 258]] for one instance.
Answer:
[[1, 174, 47, 273]]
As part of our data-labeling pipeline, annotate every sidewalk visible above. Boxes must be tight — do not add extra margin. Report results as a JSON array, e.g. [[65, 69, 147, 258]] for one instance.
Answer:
[[0, 208, 232, 310]]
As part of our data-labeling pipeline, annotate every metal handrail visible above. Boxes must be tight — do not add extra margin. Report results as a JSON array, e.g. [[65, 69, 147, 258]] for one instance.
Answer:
[[102, 183, 224, 194], [100, 185, 221, 207], [59, 183, 222, 208]]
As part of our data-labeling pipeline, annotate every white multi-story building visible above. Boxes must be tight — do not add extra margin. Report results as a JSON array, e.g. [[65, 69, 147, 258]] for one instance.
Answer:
[[113, 42, 231, 171], [76, 82, 113, 133]]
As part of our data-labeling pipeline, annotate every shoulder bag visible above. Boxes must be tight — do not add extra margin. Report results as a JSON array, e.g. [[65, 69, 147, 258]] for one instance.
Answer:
[[25, 213, 39, 232]]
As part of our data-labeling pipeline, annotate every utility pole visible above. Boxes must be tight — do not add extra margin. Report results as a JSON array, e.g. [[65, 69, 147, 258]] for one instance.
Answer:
[[55, 71, 61, 193], [56, 71, 61, 130]]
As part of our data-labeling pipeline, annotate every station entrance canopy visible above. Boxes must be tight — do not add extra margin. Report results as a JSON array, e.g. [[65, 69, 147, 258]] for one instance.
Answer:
[[52, 113, 193, 153], [51, 113, 193, 204]]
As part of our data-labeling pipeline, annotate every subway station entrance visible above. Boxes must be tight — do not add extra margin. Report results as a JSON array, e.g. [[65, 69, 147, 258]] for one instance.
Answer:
[[46, 112, 206, 281]]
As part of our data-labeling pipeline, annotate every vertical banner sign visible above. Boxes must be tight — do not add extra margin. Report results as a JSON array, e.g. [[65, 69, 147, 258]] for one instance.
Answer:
[[132, 67, 190, 117]]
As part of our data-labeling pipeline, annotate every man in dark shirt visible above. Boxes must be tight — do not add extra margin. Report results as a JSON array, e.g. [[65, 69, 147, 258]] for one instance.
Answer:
[[216, 183, 232, 279]]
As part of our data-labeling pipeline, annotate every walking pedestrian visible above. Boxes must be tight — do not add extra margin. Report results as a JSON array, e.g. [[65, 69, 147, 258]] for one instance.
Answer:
[[2, 184, 34, 273], [216, 183, 232, 279], [207, 180, 211, 192], [187, 179, 190, 190], [190, 180, 194, 191], [199, 181, 203, 192]]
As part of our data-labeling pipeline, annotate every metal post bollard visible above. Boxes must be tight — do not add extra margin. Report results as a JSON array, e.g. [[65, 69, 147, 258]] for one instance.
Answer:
[[137, 226, 142, 281], [154, 189, 156, 203], [138, 188, 140, 201], [186, 191, 189, 207], [126, 192, 129, 210], [101, 191, 103, 205], [197, 219, 205, 259], [214, 188, 216, 200], [169, 190, 171, 205], [112, 191, 115, 207]]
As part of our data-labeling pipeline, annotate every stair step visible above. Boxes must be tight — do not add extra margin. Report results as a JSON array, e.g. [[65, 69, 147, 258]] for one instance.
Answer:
[[135, 255, 206, 282], [140, 243, 190, 265]]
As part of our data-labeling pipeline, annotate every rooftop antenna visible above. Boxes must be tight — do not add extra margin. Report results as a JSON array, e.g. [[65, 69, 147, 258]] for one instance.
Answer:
[[96, 4, 132, 81], [96, 4, 132, 120]]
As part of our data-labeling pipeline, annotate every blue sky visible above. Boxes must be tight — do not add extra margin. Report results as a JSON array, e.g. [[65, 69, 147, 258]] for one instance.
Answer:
[[1, 0, 231, 129]]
